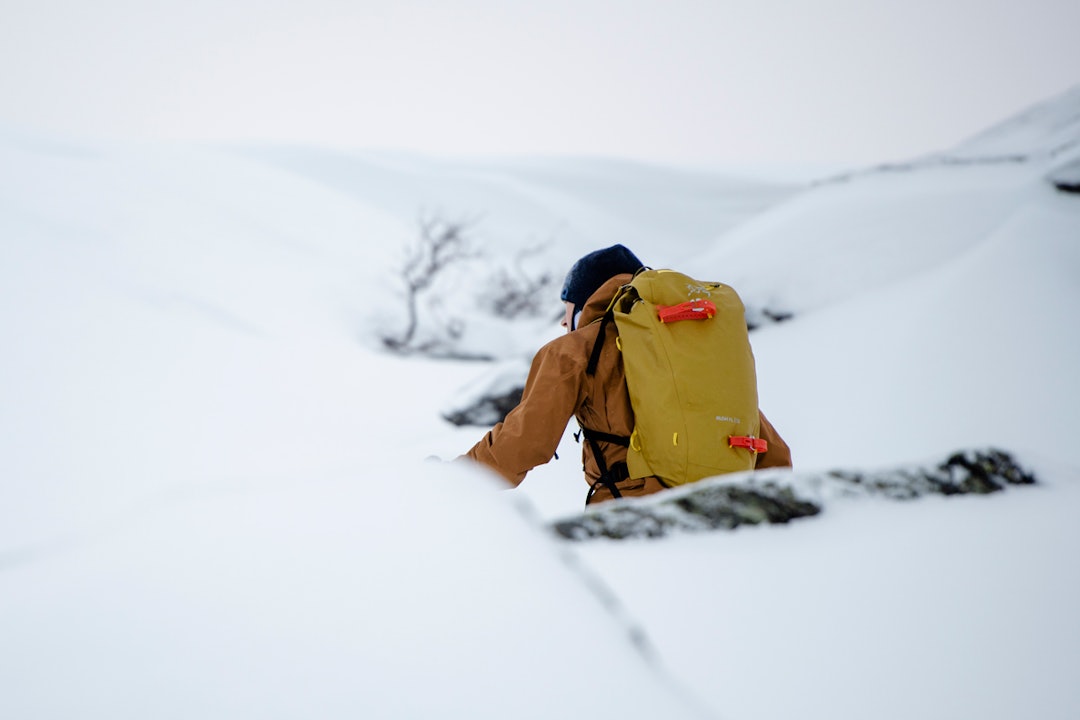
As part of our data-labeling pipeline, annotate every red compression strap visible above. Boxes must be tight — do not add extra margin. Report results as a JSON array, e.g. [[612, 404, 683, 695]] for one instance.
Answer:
[[729, 435, 768, 453], [657, 299, 717, 323]]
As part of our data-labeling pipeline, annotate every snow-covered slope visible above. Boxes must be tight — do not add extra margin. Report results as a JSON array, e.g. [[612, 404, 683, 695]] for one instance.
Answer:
[[702, 82, 1080, 321], [698, 85, 1080, 470], [0, 126, 785, 718], [1, 85, 1078, 720], [1, 462, 714, 719], [565, 85, 1080, 720], [941, 83, 1080, 161], [236, 147, 793, 260]]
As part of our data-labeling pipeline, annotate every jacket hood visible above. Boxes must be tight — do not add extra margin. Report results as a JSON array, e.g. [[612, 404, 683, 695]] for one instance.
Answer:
[[577, 273, 633, 328]]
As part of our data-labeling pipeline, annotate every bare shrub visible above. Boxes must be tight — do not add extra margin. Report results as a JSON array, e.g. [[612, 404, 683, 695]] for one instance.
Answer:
[[482, 244, 558, 320], [382, 213, 479, 355]]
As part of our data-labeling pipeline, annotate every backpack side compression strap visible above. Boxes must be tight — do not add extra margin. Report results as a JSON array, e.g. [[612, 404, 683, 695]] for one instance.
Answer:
[[580, 426, 630, 501]]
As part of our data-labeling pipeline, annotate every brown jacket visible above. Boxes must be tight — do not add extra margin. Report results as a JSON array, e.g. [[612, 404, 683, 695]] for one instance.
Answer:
[[465, 274, 792, 503]]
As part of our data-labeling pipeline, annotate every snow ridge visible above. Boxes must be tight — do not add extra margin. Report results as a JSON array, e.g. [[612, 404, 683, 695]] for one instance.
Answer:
[[818, 83, 1080, 185]]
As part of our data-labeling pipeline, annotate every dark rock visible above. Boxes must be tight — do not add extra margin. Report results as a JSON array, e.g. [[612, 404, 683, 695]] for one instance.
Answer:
[[745, 305, 795, 331], [442, 385, 524, 427], [553, 482, 822, 541], [551, 448, 1036, 541], [672, 484, 820, 527], [939, 448, 1036, 492], [1048, 158, 1080, 194]]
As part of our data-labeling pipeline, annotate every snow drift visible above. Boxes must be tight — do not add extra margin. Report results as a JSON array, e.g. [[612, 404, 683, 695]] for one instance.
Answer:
[[1, 84, 1078, 720]]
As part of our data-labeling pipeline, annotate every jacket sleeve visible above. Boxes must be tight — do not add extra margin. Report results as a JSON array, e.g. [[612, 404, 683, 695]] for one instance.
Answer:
[[755, 410, 793, 469], [461, 338, 584, 486]]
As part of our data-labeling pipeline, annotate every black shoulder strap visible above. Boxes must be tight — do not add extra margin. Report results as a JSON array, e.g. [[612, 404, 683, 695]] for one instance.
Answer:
[[585, 310, 613, 376]]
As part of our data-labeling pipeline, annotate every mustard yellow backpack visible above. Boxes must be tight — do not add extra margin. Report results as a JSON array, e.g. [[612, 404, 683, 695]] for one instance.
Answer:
[[583, 269, 763, 491]]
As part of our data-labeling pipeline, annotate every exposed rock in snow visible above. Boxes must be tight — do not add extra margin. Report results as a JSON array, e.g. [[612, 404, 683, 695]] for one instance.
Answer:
[[441, 358, 531, 426], [552, 449, 1035, 541], [554, 483, 822, 540], [744, 304, 794, 330], [443, 382, 524, 427], [1048, 158, 1080, 193]]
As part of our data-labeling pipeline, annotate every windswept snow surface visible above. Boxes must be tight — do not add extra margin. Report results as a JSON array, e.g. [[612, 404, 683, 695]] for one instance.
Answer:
[[943, 83, 1080, 160], [701, 91, 1080, 471], [582, 88, 1080, 720], [2, 85, 1080, 720], [1, 463, 712, 719], [584, 462, 1080, 720], [0, 128, 766, 718]]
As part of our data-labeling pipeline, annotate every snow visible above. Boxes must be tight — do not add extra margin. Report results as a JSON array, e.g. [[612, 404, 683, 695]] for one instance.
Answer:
[[2, 87, 1079, 718], [744, 181, 1080, 469], [1, 464, 714, 719], [943, 83, 1080, 160], [585, 463, 1080, 720]]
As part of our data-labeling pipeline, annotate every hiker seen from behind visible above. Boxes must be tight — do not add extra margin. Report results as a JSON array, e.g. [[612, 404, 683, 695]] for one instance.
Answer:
[[461, 244, 791, 505]]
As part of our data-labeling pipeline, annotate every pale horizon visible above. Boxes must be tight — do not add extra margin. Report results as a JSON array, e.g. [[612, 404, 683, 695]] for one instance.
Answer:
[[2, 0, 1078, 167]]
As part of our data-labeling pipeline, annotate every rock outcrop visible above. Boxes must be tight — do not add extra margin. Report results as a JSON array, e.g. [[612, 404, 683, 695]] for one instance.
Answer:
[[552, 448, 1035, 541]]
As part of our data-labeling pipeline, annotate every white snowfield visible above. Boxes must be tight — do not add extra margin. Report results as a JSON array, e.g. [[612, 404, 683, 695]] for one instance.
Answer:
[[1, 85, 1078, 720]]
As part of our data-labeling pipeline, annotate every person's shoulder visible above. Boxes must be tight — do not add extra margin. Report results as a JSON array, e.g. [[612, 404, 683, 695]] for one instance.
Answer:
[[531, 323, 599, 367], [536, 328, 586, 354]]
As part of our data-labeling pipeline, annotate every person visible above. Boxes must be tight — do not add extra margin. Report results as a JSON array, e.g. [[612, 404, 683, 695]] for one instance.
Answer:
[[463, 244, 792, 504]]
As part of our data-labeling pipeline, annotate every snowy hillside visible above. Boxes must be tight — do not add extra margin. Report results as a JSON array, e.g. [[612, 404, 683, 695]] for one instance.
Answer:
[[565, 85, 1080, 720], [696, 85, 1080, 472], [0, 127, 784, 718], [935, 83, 1080, 161], [2, 84, 1079, 720]]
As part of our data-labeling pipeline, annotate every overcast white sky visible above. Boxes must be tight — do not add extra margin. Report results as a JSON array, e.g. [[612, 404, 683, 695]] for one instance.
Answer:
[[1, 0, 1077, 166]]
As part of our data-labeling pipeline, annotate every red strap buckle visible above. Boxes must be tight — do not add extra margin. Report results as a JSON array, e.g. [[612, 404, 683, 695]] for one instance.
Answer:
[[657, 299, 717, 323], [729, 435, 768, 453]]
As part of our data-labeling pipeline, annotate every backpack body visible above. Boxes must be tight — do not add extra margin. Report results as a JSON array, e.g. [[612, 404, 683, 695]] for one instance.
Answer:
[[609, 269, 760, 485]]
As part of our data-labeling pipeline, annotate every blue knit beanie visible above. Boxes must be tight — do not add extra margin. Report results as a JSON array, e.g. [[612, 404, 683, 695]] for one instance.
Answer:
[[560, 244, 644, 319]]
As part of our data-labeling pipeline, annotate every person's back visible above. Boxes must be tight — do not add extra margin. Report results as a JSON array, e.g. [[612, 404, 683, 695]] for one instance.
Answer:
[[462, 244, 791, 504]]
